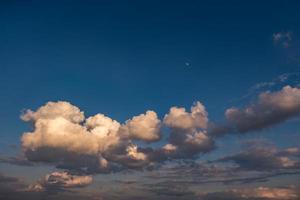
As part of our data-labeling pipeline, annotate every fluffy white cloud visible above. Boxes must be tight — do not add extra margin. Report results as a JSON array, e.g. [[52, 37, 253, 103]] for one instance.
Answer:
[[85, 114, 120, 137], [22, 117, 99, 155], [21, 101, 84, 123], [120, 111, 161, 142], [164, 101, 208, 130]]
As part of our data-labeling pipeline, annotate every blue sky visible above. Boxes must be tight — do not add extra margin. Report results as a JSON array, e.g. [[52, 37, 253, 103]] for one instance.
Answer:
[[0, 1, 300, 200]]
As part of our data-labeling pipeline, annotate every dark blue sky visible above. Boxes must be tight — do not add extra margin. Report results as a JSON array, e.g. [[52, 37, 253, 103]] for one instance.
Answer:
[[1, 1, 299, 140], [0, 1, 300, 199]]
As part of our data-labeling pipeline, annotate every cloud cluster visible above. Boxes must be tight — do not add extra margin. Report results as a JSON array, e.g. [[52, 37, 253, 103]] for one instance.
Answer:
[[21, 102, 150, 172], [163, 101, 208, 130], [20, 86, 300, 173], [212, 86, 300, 136], [20, 101, 214, 173]]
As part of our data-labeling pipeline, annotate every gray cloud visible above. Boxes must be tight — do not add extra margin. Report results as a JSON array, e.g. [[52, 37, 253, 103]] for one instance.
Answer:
[[141, 158, 300, 187], [211, 86, 300, 136], [217, 141, 300, 171]]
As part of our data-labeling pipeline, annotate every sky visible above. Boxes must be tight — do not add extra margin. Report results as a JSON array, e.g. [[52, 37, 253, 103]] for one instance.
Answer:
[[0, 1, 300, 200]]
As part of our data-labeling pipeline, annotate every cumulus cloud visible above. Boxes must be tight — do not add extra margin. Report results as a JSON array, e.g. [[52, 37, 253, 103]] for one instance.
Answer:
[[163, 101, 208, 130], [28, 171, 92, 193], [20, 101, 151, 173], [198, 186, 298, 200], [273, 31, 292, 48], [85, 114, 121, 138], [21, 101, 85, 124], [212, 86, 300, 136], [22, 117, 101, 155], [119, 111, 161, 142], [163, 102, 215, 158]]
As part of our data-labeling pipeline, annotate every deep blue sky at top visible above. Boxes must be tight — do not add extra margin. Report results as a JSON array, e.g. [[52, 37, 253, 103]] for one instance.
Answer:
[[0, 1, 300, 144]]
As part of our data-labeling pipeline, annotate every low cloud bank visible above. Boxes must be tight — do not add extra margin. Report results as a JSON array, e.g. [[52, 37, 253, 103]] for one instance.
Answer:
[[198, 186, 299, 200]]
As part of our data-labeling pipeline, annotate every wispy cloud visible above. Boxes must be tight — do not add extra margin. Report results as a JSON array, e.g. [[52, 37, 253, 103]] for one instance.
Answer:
[[273, 31, 293, 48]]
